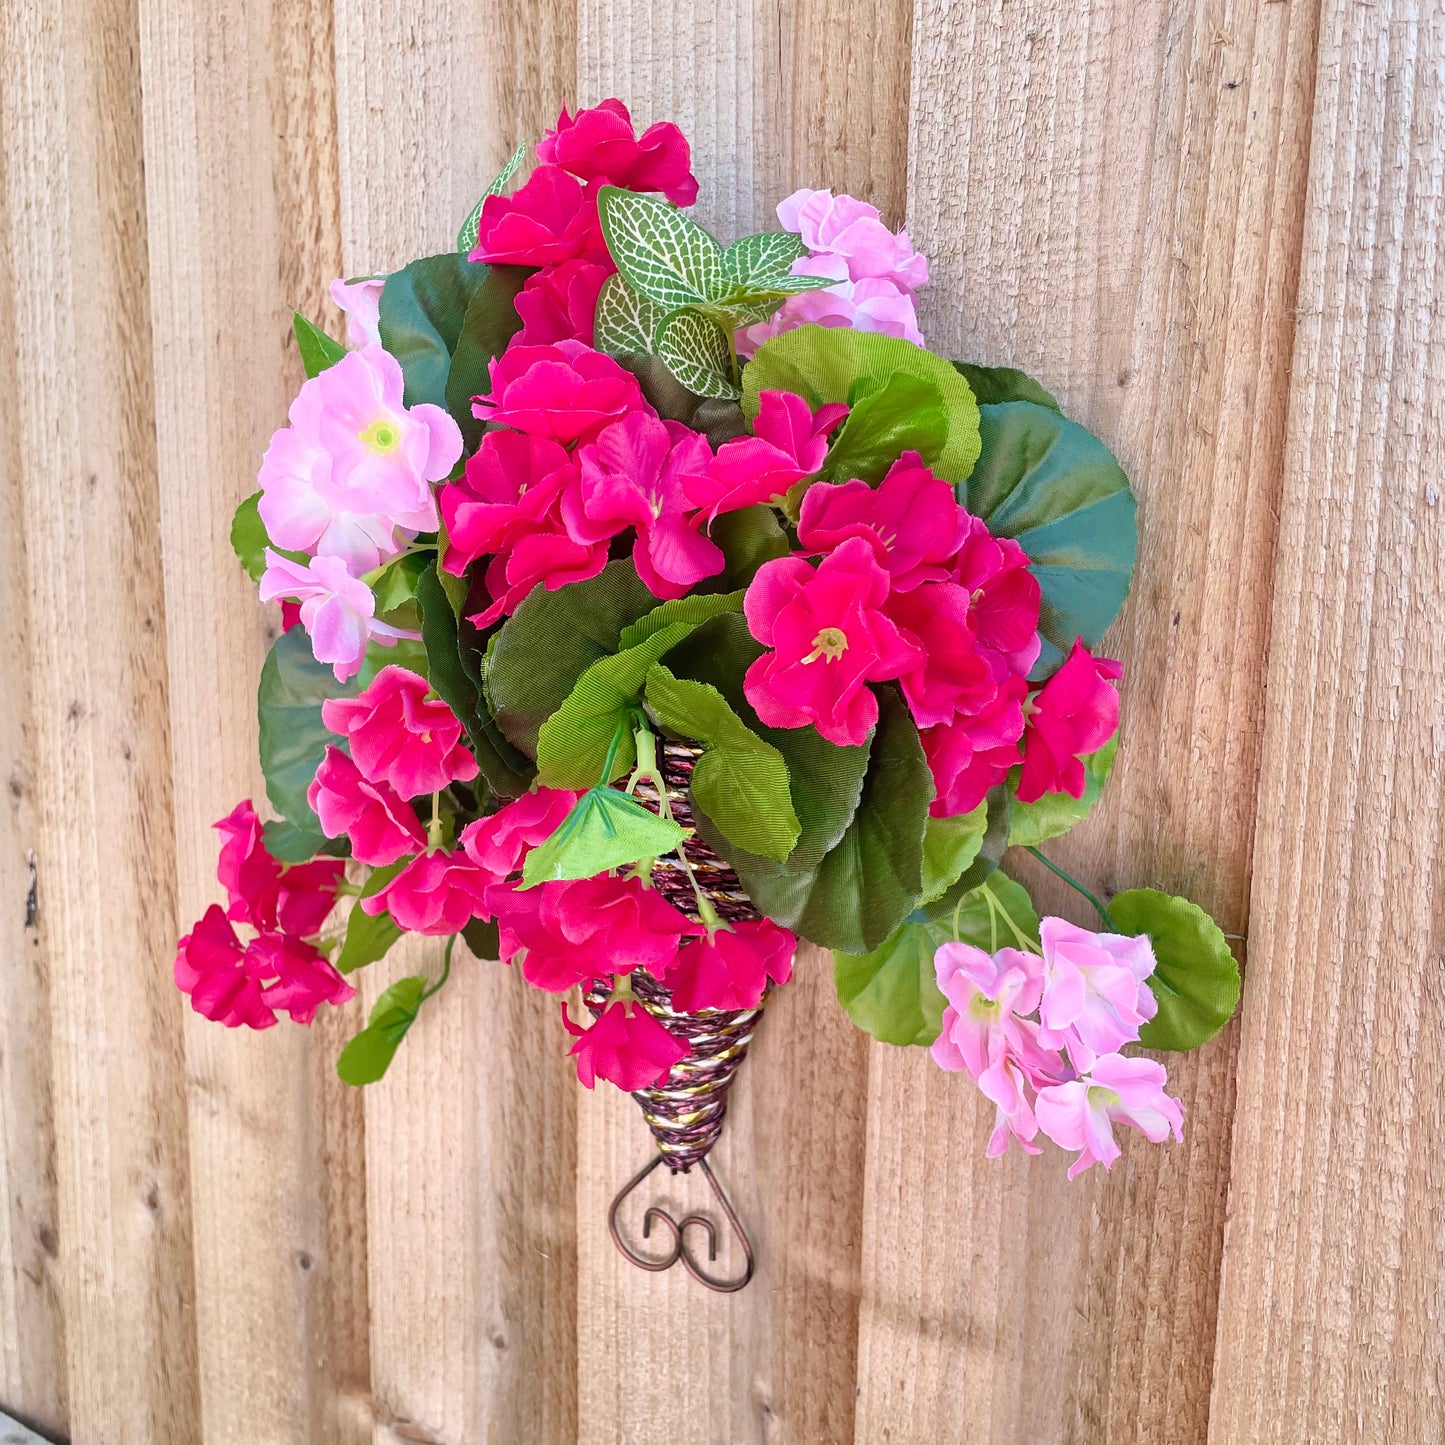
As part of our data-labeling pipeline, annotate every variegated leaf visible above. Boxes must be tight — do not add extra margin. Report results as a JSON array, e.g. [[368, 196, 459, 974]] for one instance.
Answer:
[[593, 273, 667, 356], [597, 186, 724, 310], [723, 230, 806, 284], [456, 142, 526, 253], [654, 309, 740, 400]]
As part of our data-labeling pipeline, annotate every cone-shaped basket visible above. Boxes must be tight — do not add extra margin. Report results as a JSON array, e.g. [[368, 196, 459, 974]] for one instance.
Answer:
[[583, 742, 766, 1290]]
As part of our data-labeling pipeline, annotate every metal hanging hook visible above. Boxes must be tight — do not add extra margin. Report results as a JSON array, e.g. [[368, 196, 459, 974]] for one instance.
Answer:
[[608, 1154, 755, 1292]]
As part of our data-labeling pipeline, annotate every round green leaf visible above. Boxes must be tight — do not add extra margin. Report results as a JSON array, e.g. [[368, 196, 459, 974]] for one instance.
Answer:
[[1007, 737, 1117, 847], [1110, 889, 1240, 1051], [950, 360, 1060, 411], [834, 915, 951, 1047], [920, 803, 989, 904], [949, 874, 1041, 954]]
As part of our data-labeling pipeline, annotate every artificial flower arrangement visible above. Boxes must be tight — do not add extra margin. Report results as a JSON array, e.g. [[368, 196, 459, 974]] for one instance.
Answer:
[[177, 98, 1242, 1198]]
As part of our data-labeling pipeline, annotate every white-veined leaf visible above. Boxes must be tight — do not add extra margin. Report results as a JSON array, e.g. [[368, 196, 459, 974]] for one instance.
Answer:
[[654, 309, 739, 400], [593, 273, 668, 356], [457, 142, 527, 253], [598, 186, 724, 309]]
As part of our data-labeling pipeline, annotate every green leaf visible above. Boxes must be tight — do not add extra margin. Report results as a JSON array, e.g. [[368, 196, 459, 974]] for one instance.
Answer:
[[921, 802, 990, 904], [617, 591, 744, 651], [445, 264, 530, 451], [1007, 737, 1118, 847], [293, 312, 348, 378], [534, 623, 696, 788], [486, 561, 658, 757], [336, 860, 409, 974], [722, 231, 806, 285], [743, 324, 982, 483], [1110, 889, 1241, 1051], [824, 371, 949, 483], [461, 915, 500, 960], [593, 273, 669, 357], [371, 551, 429, 616], [519, 786, 686, 887], [919, 784, 1013, 921], [378, 252, 493, 409], [597, 186, 724, 309], [230, 491, 269, 582], [654, 309, 740, 400], [949, 873, 1041, 953], [262, 817, 345, 864], [708, 506, 791, 589], [951, 361, 1060, 411], [457, 142, 526, 253], [336, 974, 428, 1086], [644, 663, 800, 862], [834, 914, 951, 1046], [965, 401, 1137, 678]]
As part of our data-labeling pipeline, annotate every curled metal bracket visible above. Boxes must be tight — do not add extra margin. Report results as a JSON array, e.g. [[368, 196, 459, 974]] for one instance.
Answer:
[[607, 1154, 755, 1293]]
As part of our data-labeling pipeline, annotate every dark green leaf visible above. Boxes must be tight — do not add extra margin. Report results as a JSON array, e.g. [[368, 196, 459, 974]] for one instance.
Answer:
[[371, 551, 429, 616], [822, 372, 948, 483], [920, 802, 989, 904], [262, 817, 345, 864], [461, 915, 500, 960], [948, 873, 1041, 953], [336, 860, 409, 974], [834, 914, 951, 1046], [707, 506, 791, 590], [613, 353, 749, 447], [230, 491, 269, 583], [617, 591, 744, 651], [519, 786, 686, 887], [1110, 889, 1240, 1051], [1007, 738, 1117, 847], [445, 264, 530, 451], [965, 401, 1137, 678], [951, 361, 1060, 411], [378, 253, 493, 409], [336, 974, 428, 1086], [293, 312, 347, 378]]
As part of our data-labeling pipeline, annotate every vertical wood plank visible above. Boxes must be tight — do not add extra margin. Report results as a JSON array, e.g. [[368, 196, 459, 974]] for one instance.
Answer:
[[1210, 5, 1445, 1441], [329, 6, 579, 1441], [0, 0, 203, 1439], [854, 2, 1321, 1440], [574, 6, 911, 1443]]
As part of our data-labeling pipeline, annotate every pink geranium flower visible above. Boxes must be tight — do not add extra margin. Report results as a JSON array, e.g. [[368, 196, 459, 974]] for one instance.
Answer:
[[460, 788, 578, 879], [797, 452, 966, 591], [656, 918, 796, 1011], [475, 339, 646, 445], [952, 518, 1043, 681], [1036, 917, 1158, 1070], [361, 849, 492, 936], [472, 529, 612, 626], [689, 390, 848, 524], [320, 666, 478, 799], [257, 343, 461, 573], [561, 999, 690, 1091], [537, 99, 699, 206], [920, 677, 1028, 816], [1017, 640, 1124, 802], [489, 880, 591, 992], [470, 166, 609, 268], [743, 537, 925, 746], [564, 413, 725, 598], [246, 931, 357, 1026], [328, 276, 384, 348], [887, 583, 997, 731], [1034, 1053, 1184, 1179], [513, 259, 613, 347], [213, 798, 343, 936], [740, 268, 924, 355], [778, 188, 929, 288], [306, 746, 426, 866]]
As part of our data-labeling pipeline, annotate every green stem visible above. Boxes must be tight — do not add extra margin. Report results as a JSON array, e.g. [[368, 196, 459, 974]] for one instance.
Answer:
[[1024, 845, 1116, 929], [420, 937, 455, 1004], [426, 791, 443, 849], [980, 881, 1042, 953]]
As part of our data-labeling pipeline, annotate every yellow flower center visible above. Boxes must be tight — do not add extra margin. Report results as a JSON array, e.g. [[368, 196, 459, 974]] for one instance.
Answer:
[[969, 994, 1000, 1021], [802, 626, 849, 664], [360, 419, 400, 454]]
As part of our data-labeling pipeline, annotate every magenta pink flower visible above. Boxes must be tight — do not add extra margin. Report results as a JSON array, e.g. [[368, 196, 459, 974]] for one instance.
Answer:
[[952, 518, 1042, 680], [564, 413, 725, 598], [655, 918, 796, 1012], [689, 390, 848, 524], [489, 880, 591, 992], [320, 666, 478, 799], [460, 788, 579, 879], [1017, 641, 1124, 803], [306, 746, 426, 866], [513, 259, 613, 347], [257, 343, 461, 573], [475, 339, 646, 445], [1034, 1053, 1184, 1179], [329, 276, 383, 348], [469, 166, 609, 268], [743, 537, 925, 746], [920, 678, 1028, 816], [887, 583, 997, 730], [247, 931, 357, 1026], [471, 530, 611, 627], [361, 849, 492, 936], [554, 874, 699, 974], [1036, 917, 1158, 1070], [537, 99, 699, 206], [797, 452, 966, 591], [561, 999, 690, 1091], [213, 798, 342, 936]]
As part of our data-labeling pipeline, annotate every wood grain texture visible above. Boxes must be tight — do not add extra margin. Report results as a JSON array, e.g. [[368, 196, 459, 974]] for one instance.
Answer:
[[854, 2, 1322, 1441], [0, 0, 203, 1440], [1210, 4, 1445, 1441], [331, 5, 578, 1441]]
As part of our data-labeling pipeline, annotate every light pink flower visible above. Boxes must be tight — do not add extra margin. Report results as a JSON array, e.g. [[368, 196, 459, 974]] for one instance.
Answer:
[[686, 390, 848, 524], [1036, 917, 1158, 1070], [743, 537, 925, 747], [259, 552, 417, 682], [306, 746, 426, 866], [475, 339, 647, 445], [538, 99, 699, 207], [740, 269, 924, 356], [920, 678, 1028, 817], [952, 518, 1043, 681], [320, 666, 478, 799], [561, 999, 690, 1091], [655, 918, 797, 1011], [1034, 1053, 1184, 1179], [777, 189, 929, 288], [460, 788, 578, 879], [1017, 640, 1124, 803], [257, 344, 461, 573], [470, 166, 609, 268], [564, 413, 725, 598], [329, 276, 384, 348], [360, 849, 491, 936], [887, 583, 997, 731], [513, 259, 614, 347]]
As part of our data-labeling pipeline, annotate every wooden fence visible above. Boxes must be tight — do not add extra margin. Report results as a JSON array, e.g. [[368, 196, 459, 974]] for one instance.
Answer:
[[1, 0, 1441, 1441]]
